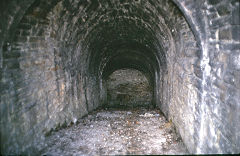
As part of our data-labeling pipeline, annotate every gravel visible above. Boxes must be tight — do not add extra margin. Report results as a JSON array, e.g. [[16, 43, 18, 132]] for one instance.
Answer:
[[41, 108, 188, 155]]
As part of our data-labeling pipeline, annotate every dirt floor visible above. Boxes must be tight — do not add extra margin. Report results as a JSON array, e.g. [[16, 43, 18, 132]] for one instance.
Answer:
[[41, 108, 188, 155]]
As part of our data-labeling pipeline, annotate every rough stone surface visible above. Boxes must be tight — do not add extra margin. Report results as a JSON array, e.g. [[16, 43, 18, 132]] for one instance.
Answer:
[[105, 69, 152, 108], [0, 0, 239, 154]]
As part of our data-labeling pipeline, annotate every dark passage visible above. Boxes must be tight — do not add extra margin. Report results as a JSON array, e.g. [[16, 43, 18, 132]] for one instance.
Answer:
[[0, 0, 239, 154]]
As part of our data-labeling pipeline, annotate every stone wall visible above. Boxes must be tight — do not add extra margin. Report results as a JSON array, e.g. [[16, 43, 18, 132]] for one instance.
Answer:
[[0, 0, 101, 154], [105, 69, 152, 108], [172, 0, 240, 153]]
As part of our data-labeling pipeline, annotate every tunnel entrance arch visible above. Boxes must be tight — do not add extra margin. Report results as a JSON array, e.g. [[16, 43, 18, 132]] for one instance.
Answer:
[[1, 0, 202, 154], [3, 0, 240, 154]]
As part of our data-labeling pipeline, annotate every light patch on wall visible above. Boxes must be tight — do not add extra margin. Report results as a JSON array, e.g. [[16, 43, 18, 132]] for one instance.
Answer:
[[232, 52, 240, 70], [197, 42, 211, 153], [187, 84, 197, 136], [60, 82, 65, 96]]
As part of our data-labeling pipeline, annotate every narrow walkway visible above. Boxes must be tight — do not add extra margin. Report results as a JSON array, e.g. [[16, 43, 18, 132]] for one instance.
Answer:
[[41, 108, 188, 155]]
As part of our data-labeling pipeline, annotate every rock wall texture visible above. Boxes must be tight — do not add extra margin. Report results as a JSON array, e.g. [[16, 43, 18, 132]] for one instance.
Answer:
[[105, 69, 152, 108], [0, 0, 239, 154], [172, 0, 240, 153]]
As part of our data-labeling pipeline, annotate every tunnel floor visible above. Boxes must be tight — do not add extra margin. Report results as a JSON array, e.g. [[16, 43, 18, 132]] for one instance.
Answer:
[[41, 108, 188, 155]]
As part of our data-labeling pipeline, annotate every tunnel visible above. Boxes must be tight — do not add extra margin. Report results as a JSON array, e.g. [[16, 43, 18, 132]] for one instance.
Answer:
[[0, 0, 240, 154]]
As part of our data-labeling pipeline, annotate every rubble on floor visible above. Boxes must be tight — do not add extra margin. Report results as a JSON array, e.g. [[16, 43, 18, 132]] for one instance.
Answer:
[[41, 108, 188, 155]]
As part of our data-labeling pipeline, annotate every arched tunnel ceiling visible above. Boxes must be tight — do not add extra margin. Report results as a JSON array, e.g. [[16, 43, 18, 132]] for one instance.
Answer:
[[102, 50, 155, 85], [14, 0, 186, 81], [98, 43, 159, 79], [78, 0, 172, 78], [2, 0, 240, 154]]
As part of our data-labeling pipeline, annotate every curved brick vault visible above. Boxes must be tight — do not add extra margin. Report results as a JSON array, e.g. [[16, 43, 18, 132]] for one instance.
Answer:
[[0, 0, 239, 154]]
